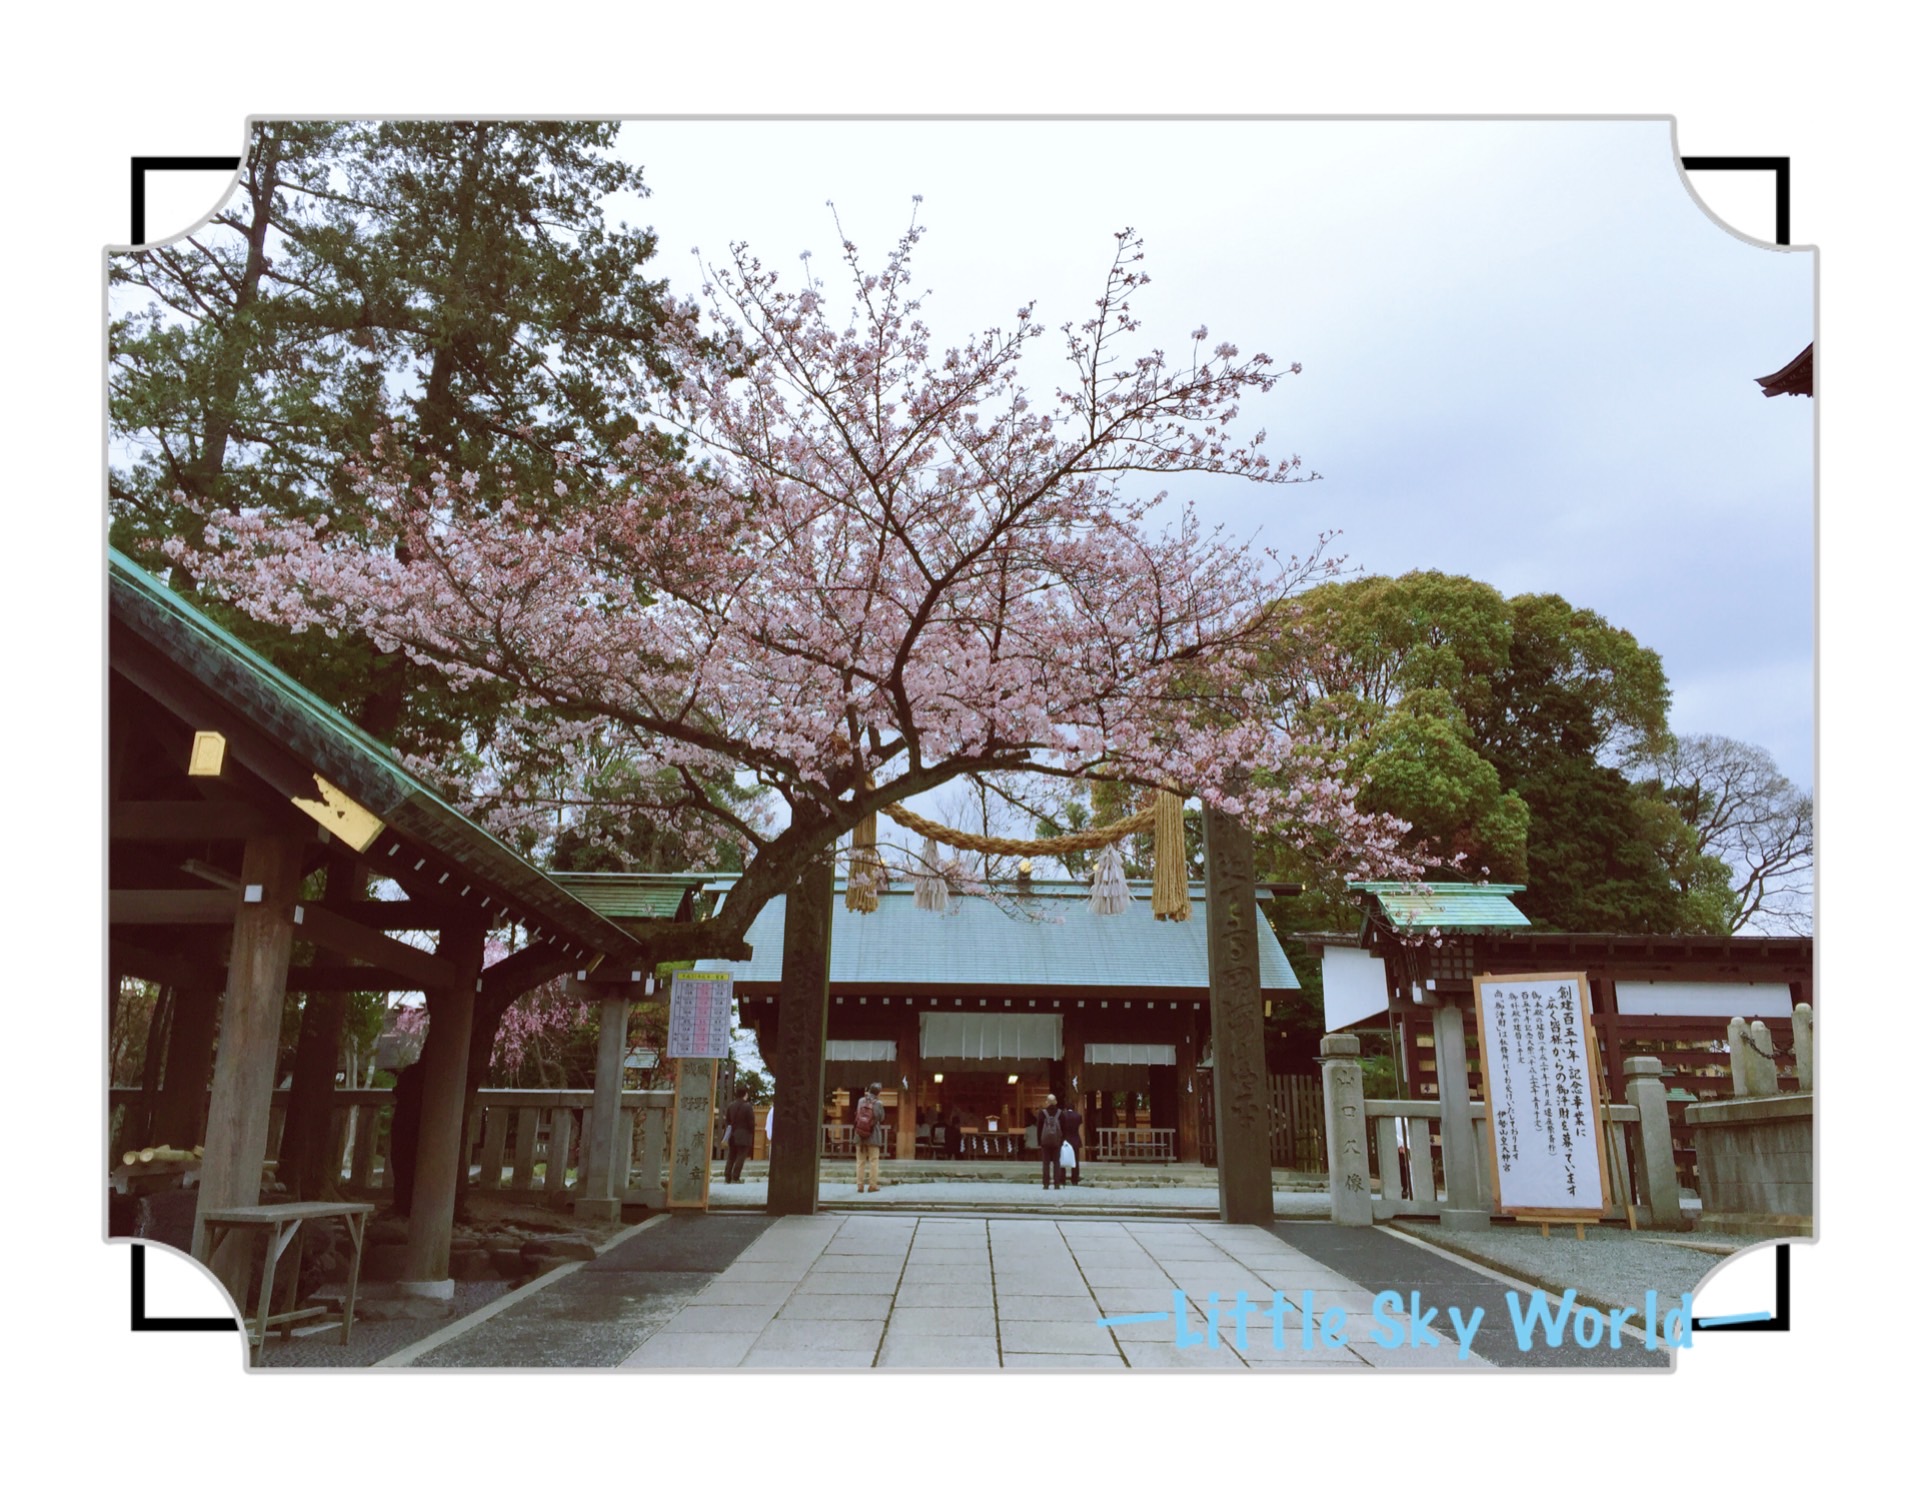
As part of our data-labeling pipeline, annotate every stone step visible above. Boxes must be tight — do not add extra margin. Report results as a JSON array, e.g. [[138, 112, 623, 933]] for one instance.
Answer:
[[734, 1161, 1327, 1192]]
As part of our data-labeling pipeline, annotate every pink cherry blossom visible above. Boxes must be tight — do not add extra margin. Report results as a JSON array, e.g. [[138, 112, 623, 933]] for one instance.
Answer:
[[174, 219, 1428, 963]]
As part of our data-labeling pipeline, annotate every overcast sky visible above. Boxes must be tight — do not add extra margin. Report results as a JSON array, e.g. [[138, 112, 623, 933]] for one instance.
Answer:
[[608, 119, 1814, 795]]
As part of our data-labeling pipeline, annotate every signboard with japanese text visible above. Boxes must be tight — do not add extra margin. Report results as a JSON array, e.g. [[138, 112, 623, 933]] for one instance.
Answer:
[[667, 970, 734, 1060], [1472, 972, 1611, 1217], [665, 1057, 719, 1210]]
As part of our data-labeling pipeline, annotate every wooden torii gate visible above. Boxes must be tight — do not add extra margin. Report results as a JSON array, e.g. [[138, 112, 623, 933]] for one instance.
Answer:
[[762, 791, 1275, 1223]]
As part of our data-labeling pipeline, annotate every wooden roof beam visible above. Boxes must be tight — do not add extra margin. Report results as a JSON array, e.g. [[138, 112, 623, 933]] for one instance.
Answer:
[[110, 888, 239, 926], [111, 800, 299, 842], [289, 901, 455, 992], [109, 937, 223, 991]]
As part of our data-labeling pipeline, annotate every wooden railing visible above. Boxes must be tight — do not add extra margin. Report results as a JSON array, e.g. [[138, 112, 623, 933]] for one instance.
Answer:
[[908, 1130, 1027, 1159], [110, 1087, 675, 1205], [820, 1123, 894, 1158], [1092, 1127, 1175, 1163]]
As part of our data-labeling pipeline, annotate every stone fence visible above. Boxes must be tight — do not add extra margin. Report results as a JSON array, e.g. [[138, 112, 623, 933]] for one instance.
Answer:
[[1682, 1005, 1814, 1236], [1318, 1033, 1682, 1229], [111, 1086, 675, 1209]]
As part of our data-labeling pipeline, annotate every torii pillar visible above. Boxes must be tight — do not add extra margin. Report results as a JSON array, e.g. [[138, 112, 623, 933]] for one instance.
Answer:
[[1201, 800, 1273, 1224], [766, 855, 834, 1215]]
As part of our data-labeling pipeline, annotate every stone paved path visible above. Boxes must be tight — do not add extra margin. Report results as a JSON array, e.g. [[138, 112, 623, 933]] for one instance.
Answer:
[[706, 1178, 1333, 1217], [612, 1214, 1493, 1369]]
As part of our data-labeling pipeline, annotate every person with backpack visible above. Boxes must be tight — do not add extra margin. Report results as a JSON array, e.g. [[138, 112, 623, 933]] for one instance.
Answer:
[[1037, 1094, 1066, 1190], [853, 1081, 886, 1193], [1058, 1097, 1085, 1187]]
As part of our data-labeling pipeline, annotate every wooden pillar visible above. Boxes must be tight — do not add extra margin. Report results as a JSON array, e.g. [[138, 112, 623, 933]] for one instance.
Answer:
[[1062, 1006, 1084, 1111], [895, 1004, 920, 1159], [767, 856, 833, 1215], [150, 985, 219, 1147], [401, 920, 485, 1293], [1201, 800, 1273, 1224], [279, 859, 368, 1199], [576, 995, 632, 1221], [192, 836, 303, 1304], [1174, 1003, 1200, 1163], [1432, 994, 1489, 1231]]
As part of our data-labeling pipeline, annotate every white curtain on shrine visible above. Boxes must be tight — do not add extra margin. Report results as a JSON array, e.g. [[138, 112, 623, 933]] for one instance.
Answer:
[[1081, 1042, 1175, 1066], [824, 1040, 898, 1061], [919, 1012, 1062, 1060]]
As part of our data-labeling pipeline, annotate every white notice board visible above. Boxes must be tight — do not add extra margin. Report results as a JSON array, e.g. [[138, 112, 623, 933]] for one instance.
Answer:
[[1472, 972, 1611, 1217], [667, 970, 734, 1059]]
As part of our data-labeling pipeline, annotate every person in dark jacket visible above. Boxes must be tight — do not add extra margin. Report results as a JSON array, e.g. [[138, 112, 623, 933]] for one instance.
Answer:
[[724, 1086, 756, 1184], [1058, 1098, 1085, 1186], [1037, 1094, 1066, 1189]]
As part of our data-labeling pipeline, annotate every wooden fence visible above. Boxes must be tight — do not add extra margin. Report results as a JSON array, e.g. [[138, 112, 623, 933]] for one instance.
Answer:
[[1195, 1072, 1328, 1171]]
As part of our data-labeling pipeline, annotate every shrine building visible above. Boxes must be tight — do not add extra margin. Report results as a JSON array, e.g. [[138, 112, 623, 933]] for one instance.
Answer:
[[690, 875, 1302, 1164]]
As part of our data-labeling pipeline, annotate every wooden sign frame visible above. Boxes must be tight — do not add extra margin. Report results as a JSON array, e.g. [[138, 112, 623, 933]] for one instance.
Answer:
[[665, 1057, 719, 1210], [1472, 970, 1613, 1220], [667, 969, 734, 1060]]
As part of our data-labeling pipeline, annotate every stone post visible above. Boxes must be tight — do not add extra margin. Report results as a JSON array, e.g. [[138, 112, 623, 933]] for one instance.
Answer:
[[192, 836, 303, 1306], [1201, 799, 1273, 1224], [636, 1091, 668, 1202], [575, 996, 632, 1221], [400, 920, 485, 1301], [1792, 1004, 1814, 1092], [1320, 1033, 1371, 1226], [1431, 995, 1489, 1230], [1730, 1017, 1780, 1097], [767, 855, 834, 1215], [1623, 1055, 1681, 1227]]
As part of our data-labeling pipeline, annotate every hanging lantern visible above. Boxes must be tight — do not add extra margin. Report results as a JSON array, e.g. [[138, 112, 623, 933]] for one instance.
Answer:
[[1089, 842, 1130, 916]]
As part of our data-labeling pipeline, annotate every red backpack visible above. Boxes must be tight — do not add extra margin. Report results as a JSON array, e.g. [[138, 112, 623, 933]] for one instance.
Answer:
[[854, 1095, 878, 1136]]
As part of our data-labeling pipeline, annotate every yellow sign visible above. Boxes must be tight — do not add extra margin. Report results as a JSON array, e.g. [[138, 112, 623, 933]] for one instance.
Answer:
[[290, 774, 385, 851]]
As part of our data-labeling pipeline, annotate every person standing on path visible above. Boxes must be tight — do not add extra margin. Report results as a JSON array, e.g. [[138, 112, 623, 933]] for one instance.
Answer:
[[1037, 1094, 1066, 1190], [854, 1081, 886, 1193], [1058, 1097, 1084, 1186], [723, 1086, 756, 1184]]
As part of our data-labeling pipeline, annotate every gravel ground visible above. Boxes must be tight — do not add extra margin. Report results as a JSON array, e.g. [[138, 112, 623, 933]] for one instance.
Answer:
[[1390, 1221, 1743, 1314], [257, 1279, 513, 1369]]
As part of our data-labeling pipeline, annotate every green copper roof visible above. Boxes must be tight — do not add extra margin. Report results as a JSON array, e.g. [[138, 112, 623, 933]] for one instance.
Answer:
[[694, 880, 1300, 991], [109, 549, 637, 957], [1350, 882, 1530, 930], [549, 874, 704, 921]]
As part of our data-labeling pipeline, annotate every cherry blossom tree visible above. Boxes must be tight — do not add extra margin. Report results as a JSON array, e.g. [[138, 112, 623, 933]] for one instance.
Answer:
[[176, 213, 1428, 964]]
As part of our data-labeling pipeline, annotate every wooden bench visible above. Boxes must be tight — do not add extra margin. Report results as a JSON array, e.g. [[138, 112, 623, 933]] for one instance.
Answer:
[[198, 1201, 374, 1365]]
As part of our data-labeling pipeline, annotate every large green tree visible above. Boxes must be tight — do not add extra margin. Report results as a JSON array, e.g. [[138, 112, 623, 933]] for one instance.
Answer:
[[1263, 572, 1733, 935], [110, 120, 695, 758]]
